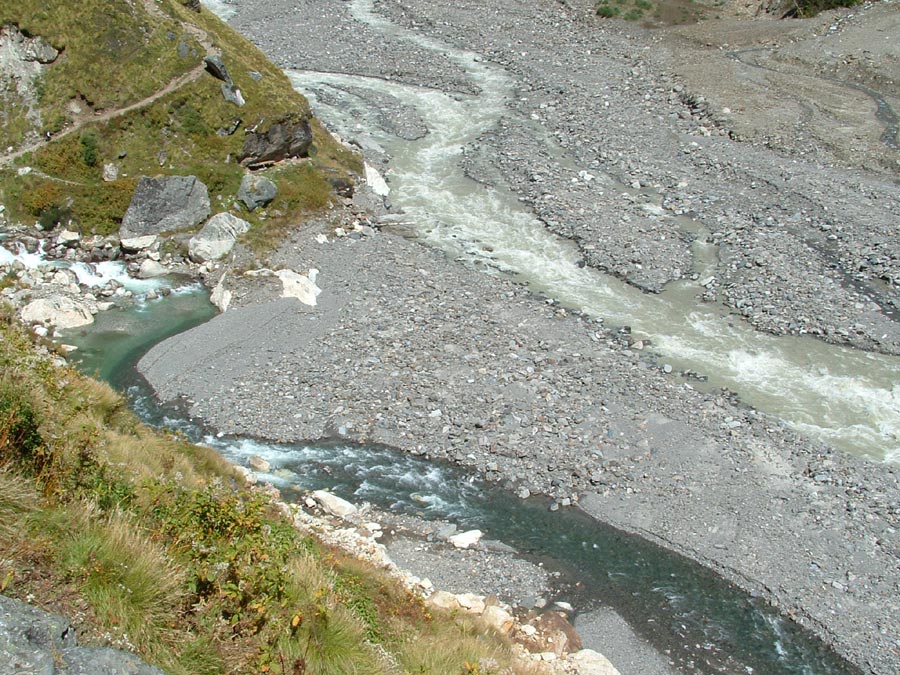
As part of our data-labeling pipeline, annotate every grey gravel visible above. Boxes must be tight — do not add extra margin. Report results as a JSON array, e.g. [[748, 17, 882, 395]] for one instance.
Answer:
[[142, 1, 900, 673]]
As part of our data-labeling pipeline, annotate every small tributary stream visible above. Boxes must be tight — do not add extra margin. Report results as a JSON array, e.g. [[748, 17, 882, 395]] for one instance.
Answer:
[[63, 292, 858, 674]]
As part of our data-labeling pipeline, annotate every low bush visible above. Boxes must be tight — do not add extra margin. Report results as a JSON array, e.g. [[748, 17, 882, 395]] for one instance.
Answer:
[[782, 0, 859, 17]]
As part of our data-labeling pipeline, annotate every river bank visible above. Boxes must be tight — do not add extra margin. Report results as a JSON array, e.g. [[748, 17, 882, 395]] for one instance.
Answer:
[[140, 0, 899, 672], [140, 224, 899, 673]]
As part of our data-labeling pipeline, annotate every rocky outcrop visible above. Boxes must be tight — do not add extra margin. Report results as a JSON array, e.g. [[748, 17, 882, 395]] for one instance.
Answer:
[[0, 594, 165, 674], [237, 174, 277, 211], [220, 83, 245, 107], [22, 36, 58, 64], [188, 212, 250, 262], [203, 55, 232, 84], [120, 176, 210, 238], [0, 26, 58, 148], [239, 119, 312, 167]]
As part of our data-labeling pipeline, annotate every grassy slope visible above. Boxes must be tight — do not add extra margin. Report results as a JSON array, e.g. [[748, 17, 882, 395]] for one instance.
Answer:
[[0, 0, 360, 247], [0, 311, 537, 674]]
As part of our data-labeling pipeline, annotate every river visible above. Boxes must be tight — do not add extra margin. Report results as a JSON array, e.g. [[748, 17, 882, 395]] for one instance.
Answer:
[[63, 288, 859, 674], [57, 0, 897, 672], [279, 0, 900, 464]]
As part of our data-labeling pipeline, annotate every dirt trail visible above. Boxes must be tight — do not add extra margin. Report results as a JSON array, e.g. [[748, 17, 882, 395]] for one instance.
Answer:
[[0, 4, 215, 169]]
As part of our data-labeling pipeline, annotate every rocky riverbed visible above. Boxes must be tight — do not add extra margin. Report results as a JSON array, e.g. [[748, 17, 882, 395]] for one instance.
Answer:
[[138, 0, 899, 673], [141, 224, 900, 672]]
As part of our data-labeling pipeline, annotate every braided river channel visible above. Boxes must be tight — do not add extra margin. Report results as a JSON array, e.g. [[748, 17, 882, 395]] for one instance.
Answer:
[[61, 0, 900, 672], [288, 0, 900, 465]]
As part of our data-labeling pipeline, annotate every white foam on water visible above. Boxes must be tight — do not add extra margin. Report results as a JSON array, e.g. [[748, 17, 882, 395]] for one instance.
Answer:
[[69, 260, 166, 294], [199, 0, 237, 21], [0, 241, 48, 269]]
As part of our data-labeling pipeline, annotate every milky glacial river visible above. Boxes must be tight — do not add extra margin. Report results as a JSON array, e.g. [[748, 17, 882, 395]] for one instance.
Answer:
[[284, 0, 900, 464]]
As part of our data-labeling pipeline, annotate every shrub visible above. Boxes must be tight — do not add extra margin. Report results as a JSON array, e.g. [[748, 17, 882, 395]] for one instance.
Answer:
[[21, 181, 64, 217], [80, 131, 99, 167], [597, 4, 620, 17], [0, 376, 44, 472], [784, 0, 859, 17], [38, 204, 73, 230]]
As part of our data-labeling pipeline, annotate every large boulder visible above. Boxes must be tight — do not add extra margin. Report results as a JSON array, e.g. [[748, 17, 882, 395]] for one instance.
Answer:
[[274, 269, 320, 306], [188, 212, 250, 262], [0, 594, 165, 674], [568, 649, 621, 675], [239, 120, 312, 167], [22, 35, 59, 64], [138, 259, 168, 279], [448, 529, 483, 549], [238, 174, 277, 211], [120, 176, 210, 238], [203, 55, 232, 84], [119, 235, 157, 253], [21, 296, 93, 329]]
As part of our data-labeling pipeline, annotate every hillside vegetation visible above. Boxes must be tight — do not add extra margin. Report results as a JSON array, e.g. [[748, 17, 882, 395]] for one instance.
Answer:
[[0, 310, 538, 674], [0, 0, 360, 245]]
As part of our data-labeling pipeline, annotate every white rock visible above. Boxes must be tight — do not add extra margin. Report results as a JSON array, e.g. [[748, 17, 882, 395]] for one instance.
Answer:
[[248, 455, 270, 472], [569, 649, 621, 675], [210, 273, 231, 313], [315, 233, 328, 244], [120, 235, 157, 252], [455, 593, 486, 614], [57, 229, 80, 245], [102, 163, 119, 182], [427, 590, 460, 611], [51, 270, 76, 286], [481, 606, 514, 635], [188, 212, 251, 262], [21, 296, 93, 329], [275, 268, 321, 306], [312, 490, 357, 518], [364, 162, 390, 197], [138, 259, 168, 279], [449, 529, 483, 549], [554, 600, 574, 612]]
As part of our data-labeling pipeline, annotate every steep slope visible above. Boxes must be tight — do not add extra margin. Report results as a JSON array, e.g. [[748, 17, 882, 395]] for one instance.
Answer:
[[0, 0, 359, 243]]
